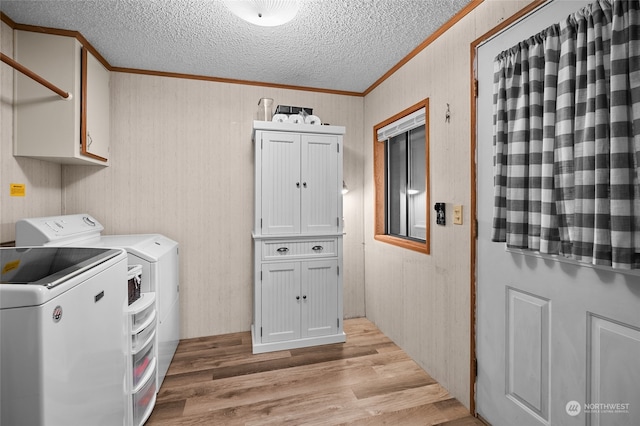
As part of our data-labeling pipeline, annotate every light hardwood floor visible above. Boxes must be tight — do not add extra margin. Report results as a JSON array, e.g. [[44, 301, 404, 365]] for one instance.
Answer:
[[146, 318, 484, 425]]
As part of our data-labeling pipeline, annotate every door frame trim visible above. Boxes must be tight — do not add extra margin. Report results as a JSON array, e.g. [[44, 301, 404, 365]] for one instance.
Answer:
[[467, 0, 548, 415]]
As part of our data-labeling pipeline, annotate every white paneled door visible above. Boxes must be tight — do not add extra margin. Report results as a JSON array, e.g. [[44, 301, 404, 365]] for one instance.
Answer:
[[301, 259, 339, 338], [300, 134, 340, 234], [261, 132, 302, 235], [261, 262, 301, 343], [476, 1, 640, 425]]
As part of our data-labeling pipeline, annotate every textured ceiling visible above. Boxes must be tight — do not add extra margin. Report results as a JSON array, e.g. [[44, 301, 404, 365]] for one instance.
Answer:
[[0, 0, 473, 94]]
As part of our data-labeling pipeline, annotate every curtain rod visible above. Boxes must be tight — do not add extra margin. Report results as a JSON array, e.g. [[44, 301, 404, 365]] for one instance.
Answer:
[[0, 52, 72, 99]]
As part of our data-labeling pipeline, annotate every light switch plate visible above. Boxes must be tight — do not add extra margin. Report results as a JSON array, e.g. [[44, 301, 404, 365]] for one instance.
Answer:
[[453, 205, 463, 225]]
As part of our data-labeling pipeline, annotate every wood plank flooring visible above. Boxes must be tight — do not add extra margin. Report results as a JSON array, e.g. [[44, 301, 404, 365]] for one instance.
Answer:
[[146, 318, 484, 425]]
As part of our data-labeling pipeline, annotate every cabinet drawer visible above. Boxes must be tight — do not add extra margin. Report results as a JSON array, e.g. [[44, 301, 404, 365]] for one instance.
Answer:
[[262, 239, 337, 260], [132, 335, 155, 388], [131, 313, 156, 353], [132, 365, 157, 426], [129, 292, 156, 332]]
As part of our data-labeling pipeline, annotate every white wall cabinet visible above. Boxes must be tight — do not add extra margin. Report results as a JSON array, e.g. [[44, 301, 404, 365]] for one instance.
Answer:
[[261, 259, 339, 343], [252, 121, 346, 354], [260, 131, 340, 235], [13, 30, 110, 165]]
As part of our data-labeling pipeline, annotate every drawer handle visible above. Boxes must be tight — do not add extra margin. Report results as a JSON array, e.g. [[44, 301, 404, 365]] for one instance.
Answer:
[[312, 245, 324, 251], [276, 247, 289, 253]]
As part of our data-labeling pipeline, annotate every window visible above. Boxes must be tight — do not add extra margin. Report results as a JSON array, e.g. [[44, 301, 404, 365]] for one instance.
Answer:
[[374, 99, 430, 254]]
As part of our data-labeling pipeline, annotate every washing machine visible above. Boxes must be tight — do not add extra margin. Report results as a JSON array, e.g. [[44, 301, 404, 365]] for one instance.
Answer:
[[16, 214, 180, 390], [0, 246, 128, 426]]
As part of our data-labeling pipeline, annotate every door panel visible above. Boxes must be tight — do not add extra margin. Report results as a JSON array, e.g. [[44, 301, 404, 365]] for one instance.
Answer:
[[301, 134, 339, 234], [588, 315, 640, 426], [301, 260, 338, 338], [261, 262, 301, 342], [83, 48, 110, 161], [261, 132, 301, 234], [476, 1, 640, 425], [506, 288, 550, 421]]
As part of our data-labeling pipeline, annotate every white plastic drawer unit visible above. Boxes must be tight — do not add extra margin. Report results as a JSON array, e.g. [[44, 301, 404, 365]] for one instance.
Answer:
[[262, 238, 338, 260]]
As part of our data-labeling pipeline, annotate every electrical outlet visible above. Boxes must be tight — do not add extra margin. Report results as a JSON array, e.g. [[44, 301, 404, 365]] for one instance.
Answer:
[[453, 205, 463, 225]]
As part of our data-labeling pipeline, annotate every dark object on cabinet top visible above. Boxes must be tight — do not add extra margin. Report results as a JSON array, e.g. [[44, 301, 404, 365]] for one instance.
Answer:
[[275, 105, 313, 116]]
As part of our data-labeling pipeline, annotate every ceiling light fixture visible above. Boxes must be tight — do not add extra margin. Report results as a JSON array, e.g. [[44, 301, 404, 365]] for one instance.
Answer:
[[223, 0, 300, 27]]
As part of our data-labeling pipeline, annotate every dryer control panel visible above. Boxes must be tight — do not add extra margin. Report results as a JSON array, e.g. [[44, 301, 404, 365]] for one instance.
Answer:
[[16, 214, 104, 246]]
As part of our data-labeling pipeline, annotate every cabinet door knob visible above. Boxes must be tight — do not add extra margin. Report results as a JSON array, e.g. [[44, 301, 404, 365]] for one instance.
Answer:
[[296, 296, 300, 300], [296, 182, 300, 188], [312, 245, 323, 251], [303, 182, 307, 188], [303, 295, 307, 300], [276, 247, 289, 253]]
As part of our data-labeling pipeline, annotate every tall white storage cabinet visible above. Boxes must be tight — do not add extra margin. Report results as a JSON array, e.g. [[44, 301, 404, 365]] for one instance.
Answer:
[[252, 121, 346, 354]]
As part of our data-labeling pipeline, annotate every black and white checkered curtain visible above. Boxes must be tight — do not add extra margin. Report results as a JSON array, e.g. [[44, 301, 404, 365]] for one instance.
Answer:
[[492, 0, 640, 269]]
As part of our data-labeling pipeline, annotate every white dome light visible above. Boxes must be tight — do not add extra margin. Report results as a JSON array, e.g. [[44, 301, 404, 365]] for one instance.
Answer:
[[224, 0, 300, 27]]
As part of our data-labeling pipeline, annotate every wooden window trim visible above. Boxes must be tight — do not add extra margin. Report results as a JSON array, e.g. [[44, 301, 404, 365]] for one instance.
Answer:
[[373, 98, 430, 255]]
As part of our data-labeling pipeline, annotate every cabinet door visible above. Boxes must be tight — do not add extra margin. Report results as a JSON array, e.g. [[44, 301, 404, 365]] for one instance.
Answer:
[[301, 135, 340, 234], [81, 48, 110, 162], [14, 31, 79, 159], [261, 132, 301, 234], [301, 260, 339, 338], [261, 262, 301, 343]]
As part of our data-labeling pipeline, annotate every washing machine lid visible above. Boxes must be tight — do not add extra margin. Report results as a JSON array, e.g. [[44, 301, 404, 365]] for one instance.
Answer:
[[1, 247, 122, 288], [0, 247, 126, 309]]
